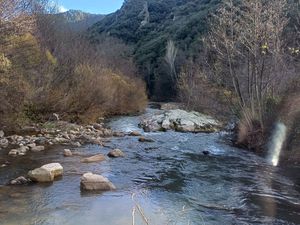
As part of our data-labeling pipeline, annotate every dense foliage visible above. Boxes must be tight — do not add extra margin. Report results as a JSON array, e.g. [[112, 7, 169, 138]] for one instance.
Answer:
[[89, 0, 222, 99], [88, 0, 299, 154], [0, 1, 147, 130]]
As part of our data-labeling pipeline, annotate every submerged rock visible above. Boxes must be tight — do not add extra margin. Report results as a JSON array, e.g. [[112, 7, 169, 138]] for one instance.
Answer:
[[202, 150, 210, 155], [28, 168, 54, 182], [113, 132, 126, 137], [81, 154, 106, 163], [140, 109, 221, 133], [138, 137, 155, 143], [107, 149, 125, 158], [80, 173, 116, 191], [129, 131, 142, 136], [63, 149, 73, 157]]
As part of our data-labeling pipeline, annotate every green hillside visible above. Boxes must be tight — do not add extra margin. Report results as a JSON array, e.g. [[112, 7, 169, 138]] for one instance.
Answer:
[[88, 0, 222, 99]]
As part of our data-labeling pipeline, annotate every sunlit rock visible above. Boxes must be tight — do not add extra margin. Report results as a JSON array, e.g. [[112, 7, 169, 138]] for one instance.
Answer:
[[63, 149, 73, 157], [81, 154, 106, 163], [28, 168, 54, 182], [41, 163, 63, 177], [107, 149, 125, 158], [140, 109, 221, 133], [80, 173, 116, 191]]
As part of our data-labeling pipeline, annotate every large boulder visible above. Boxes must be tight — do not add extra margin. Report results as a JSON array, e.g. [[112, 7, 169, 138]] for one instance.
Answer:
[[107, 149, 125, 158], [80, 173, 116, 191], [41, 163, 63, 177], [28, 168, 54, 182], [81, 154, 106, 163], [140, 109, 221, 133]]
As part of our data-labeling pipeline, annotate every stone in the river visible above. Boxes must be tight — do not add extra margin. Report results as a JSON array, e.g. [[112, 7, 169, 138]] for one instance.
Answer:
[[80, 172, 116, 191], [71, 141, 81, 147], [129, 131, 141, 136], [113, 132, 125, 137], [138, 137, 155, 143], [63, 149, 73, 157], [10, 176, 31, 185], [81, 154, 106, 163], [30, 145, 45, 152], [0, 130, 4, 138], [28, 168, 54, 182], [41, 163, 63, 177], [0, 138, 9, 148], [8, 146, 28, 156], [139, 109, 221, 133], [202, 150, 210, 155], [8, 149, 18, 156], [107, 149, 125, 158]]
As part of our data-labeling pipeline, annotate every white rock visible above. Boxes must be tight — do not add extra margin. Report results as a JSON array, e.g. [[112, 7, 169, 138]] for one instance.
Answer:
[[8, 149, 18, 156], [0, 130, 4, 138], [81, 154, 106, 163], [140, 109, 221, 133], [28, 168, 54, 182], [80, 173, 116, 191], [41, 163, 63, 177]]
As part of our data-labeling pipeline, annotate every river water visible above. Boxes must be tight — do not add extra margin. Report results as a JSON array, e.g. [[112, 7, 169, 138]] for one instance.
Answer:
[[0, 108, 299, 225]]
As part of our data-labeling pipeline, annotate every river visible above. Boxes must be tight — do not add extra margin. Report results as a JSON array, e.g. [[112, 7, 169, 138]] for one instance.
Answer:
[[0, 108, 299, 225]]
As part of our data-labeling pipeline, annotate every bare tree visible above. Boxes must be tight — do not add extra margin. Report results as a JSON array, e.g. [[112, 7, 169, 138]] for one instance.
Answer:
[[208, 0, 290, 129], [164, 39, 178, 83]]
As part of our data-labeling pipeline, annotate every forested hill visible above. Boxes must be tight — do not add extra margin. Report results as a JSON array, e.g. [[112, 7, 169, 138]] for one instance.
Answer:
[[88, 0, 222, 99]]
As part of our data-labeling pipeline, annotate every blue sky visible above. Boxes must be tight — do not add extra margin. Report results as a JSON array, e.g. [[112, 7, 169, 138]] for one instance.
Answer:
[[55, 0, 124, 14]]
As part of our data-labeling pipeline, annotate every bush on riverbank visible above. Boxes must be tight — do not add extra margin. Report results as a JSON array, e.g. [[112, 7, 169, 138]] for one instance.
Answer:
[[0, 1, 147, 131]]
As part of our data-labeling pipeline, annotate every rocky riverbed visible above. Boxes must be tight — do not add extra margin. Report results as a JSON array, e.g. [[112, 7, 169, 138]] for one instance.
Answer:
[[0, 106, 299, 225], [0, 120, 119, 158]]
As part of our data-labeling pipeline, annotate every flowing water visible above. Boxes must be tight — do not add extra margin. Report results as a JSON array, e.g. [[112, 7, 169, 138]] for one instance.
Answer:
[[0, 108, 299, 225]]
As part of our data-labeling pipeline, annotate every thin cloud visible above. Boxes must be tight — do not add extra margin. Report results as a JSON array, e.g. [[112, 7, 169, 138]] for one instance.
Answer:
[[48, 1, 68, 13], [58, 5, 68, 13]]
